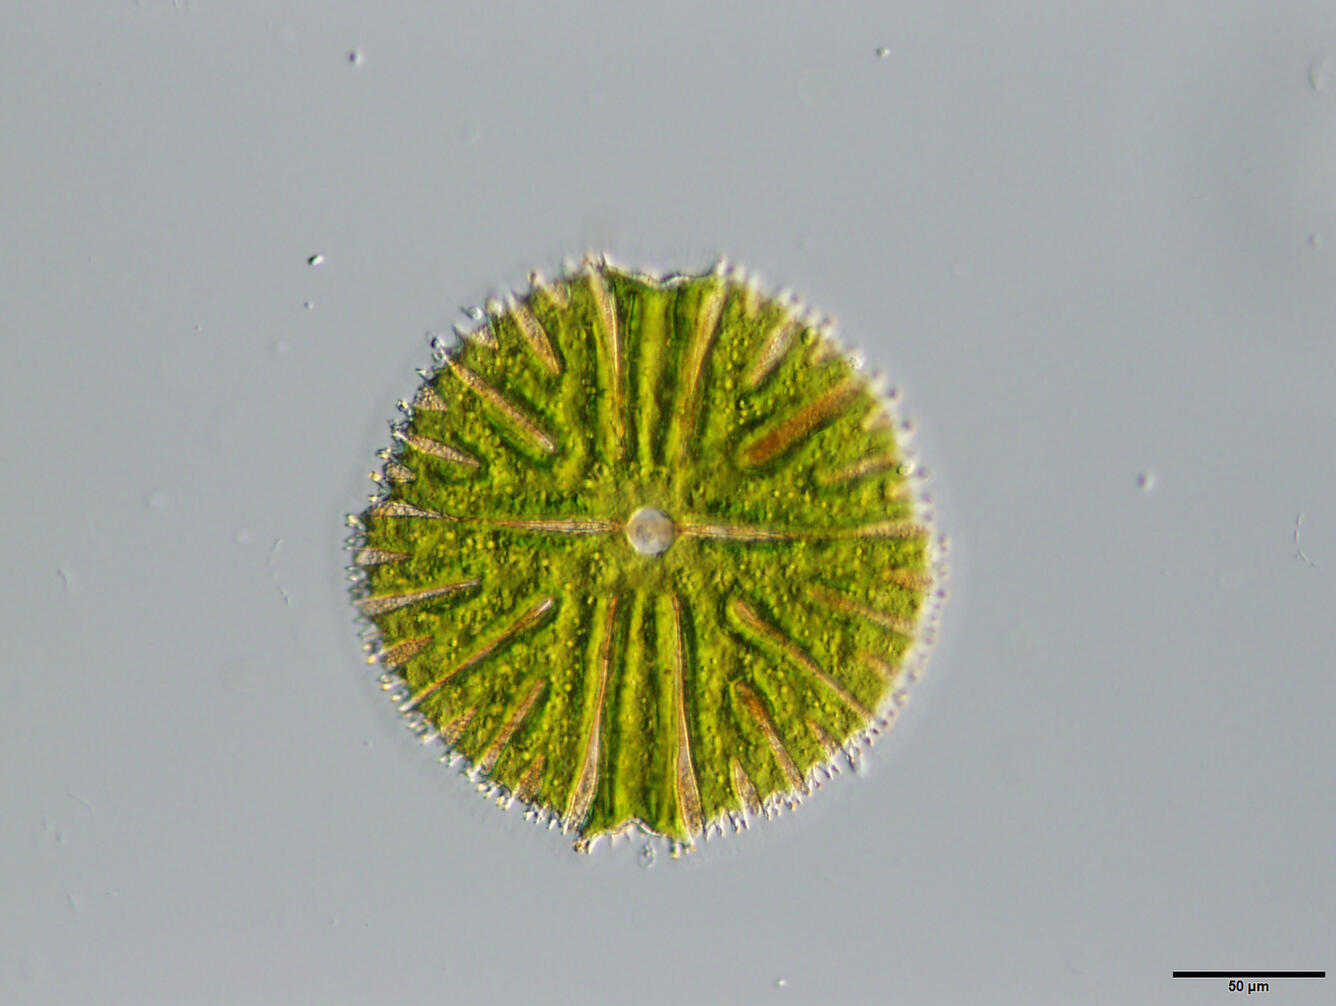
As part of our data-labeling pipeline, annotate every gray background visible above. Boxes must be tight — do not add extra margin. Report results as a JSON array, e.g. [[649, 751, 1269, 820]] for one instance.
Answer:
[[2, 2, 1332, 1004]]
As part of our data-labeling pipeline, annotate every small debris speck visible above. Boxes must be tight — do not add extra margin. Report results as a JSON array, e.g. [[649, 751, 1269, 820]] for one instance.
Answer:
[[270, 538, 291, 605], [1294, 512, 1320, 569], [1136, 471, 1155, 492], [308, 254, 324, 267], [348, 49, 363, 66], [875, 47, 890, 59], [1310, 57, 1332, 92]]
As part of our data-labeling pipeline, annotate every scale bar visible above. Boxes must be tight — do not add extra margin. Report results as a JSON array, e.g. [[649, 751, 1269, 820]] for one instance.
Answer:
[[1172, 971, 1324, 979]]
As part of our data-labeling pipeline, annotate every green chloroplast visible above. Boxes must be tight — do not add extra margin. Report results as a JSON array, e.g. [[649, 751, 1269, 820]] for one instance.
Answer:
[[349, 257, 944, 851]]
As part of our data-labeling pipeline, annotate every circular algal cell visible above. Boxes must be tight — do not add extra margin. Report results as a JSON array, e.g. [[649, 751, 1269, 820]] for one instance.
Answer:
[[349, 256, 943, 851]]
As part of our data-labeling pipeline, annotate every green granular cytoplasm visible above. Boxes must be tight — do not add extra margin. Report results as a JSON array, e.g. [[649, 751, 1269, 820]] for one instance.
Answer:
[[350, 257, 940, 851]]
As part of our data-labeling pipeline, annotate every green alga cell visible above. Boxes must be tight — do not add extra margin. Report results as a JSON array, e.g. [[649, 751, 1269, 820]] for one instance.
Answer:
[[350, 257, 941, 850]]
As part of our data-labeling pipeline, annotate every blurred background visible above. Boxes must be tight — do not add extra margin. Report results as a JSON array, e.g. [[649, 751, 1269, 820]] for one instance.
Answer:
[[2, 2, 1332, 1003]]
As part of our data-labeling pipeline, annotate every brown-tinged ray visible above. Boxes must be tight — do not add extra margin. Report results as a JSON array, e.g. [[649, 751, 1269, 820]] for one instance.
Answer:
[[443, 357, 557, 455], [368, 501, 615, 537], [401, 596, 556, 712], [674, 284, 726, 460], [468, 326, 498, 350], [808, 583, 918, 636], [353, 547, 408, 566], [670, 594, 704, 838], [440, 707, 477, 746], [739, 380, 860, 468], [564, 596, 619, 831], [856, 650, 902, 683], [816, 452, 901, 487], [358, 578, 479, 616], [586, 266, 626, 456], [478, 677, 548, 776], [412, 385, 448, 412], [677, 517, 925, 544], [832, 519, 927, 540], [507, 298, 562, 376], [383, 461, 415, 483], [481, 517, 616, 535], [676, 522, 794, 543], [742, 318, 798, 390], [368, 500, 448, 521], [729, 599, 872, 721], [514, 752, 546, 803], [733, 681, 804, 792], [885, 567, 934, 589], [399, 432, 480, 468], [729, 757, 762, 815], [807, 720, 840, 761], [377, 635, 432, 669]]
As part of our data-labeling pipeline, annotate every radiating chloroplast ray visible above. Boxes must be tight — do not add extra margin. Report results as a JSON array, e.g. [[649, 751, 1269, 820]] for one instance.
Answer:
[[349, 256, 944, 851]]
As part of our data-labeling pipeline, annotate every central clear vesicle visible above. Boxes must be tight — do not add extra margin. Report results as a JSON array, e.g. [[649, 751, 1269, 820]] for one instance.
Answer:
[[624, 506, 676, 556]]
